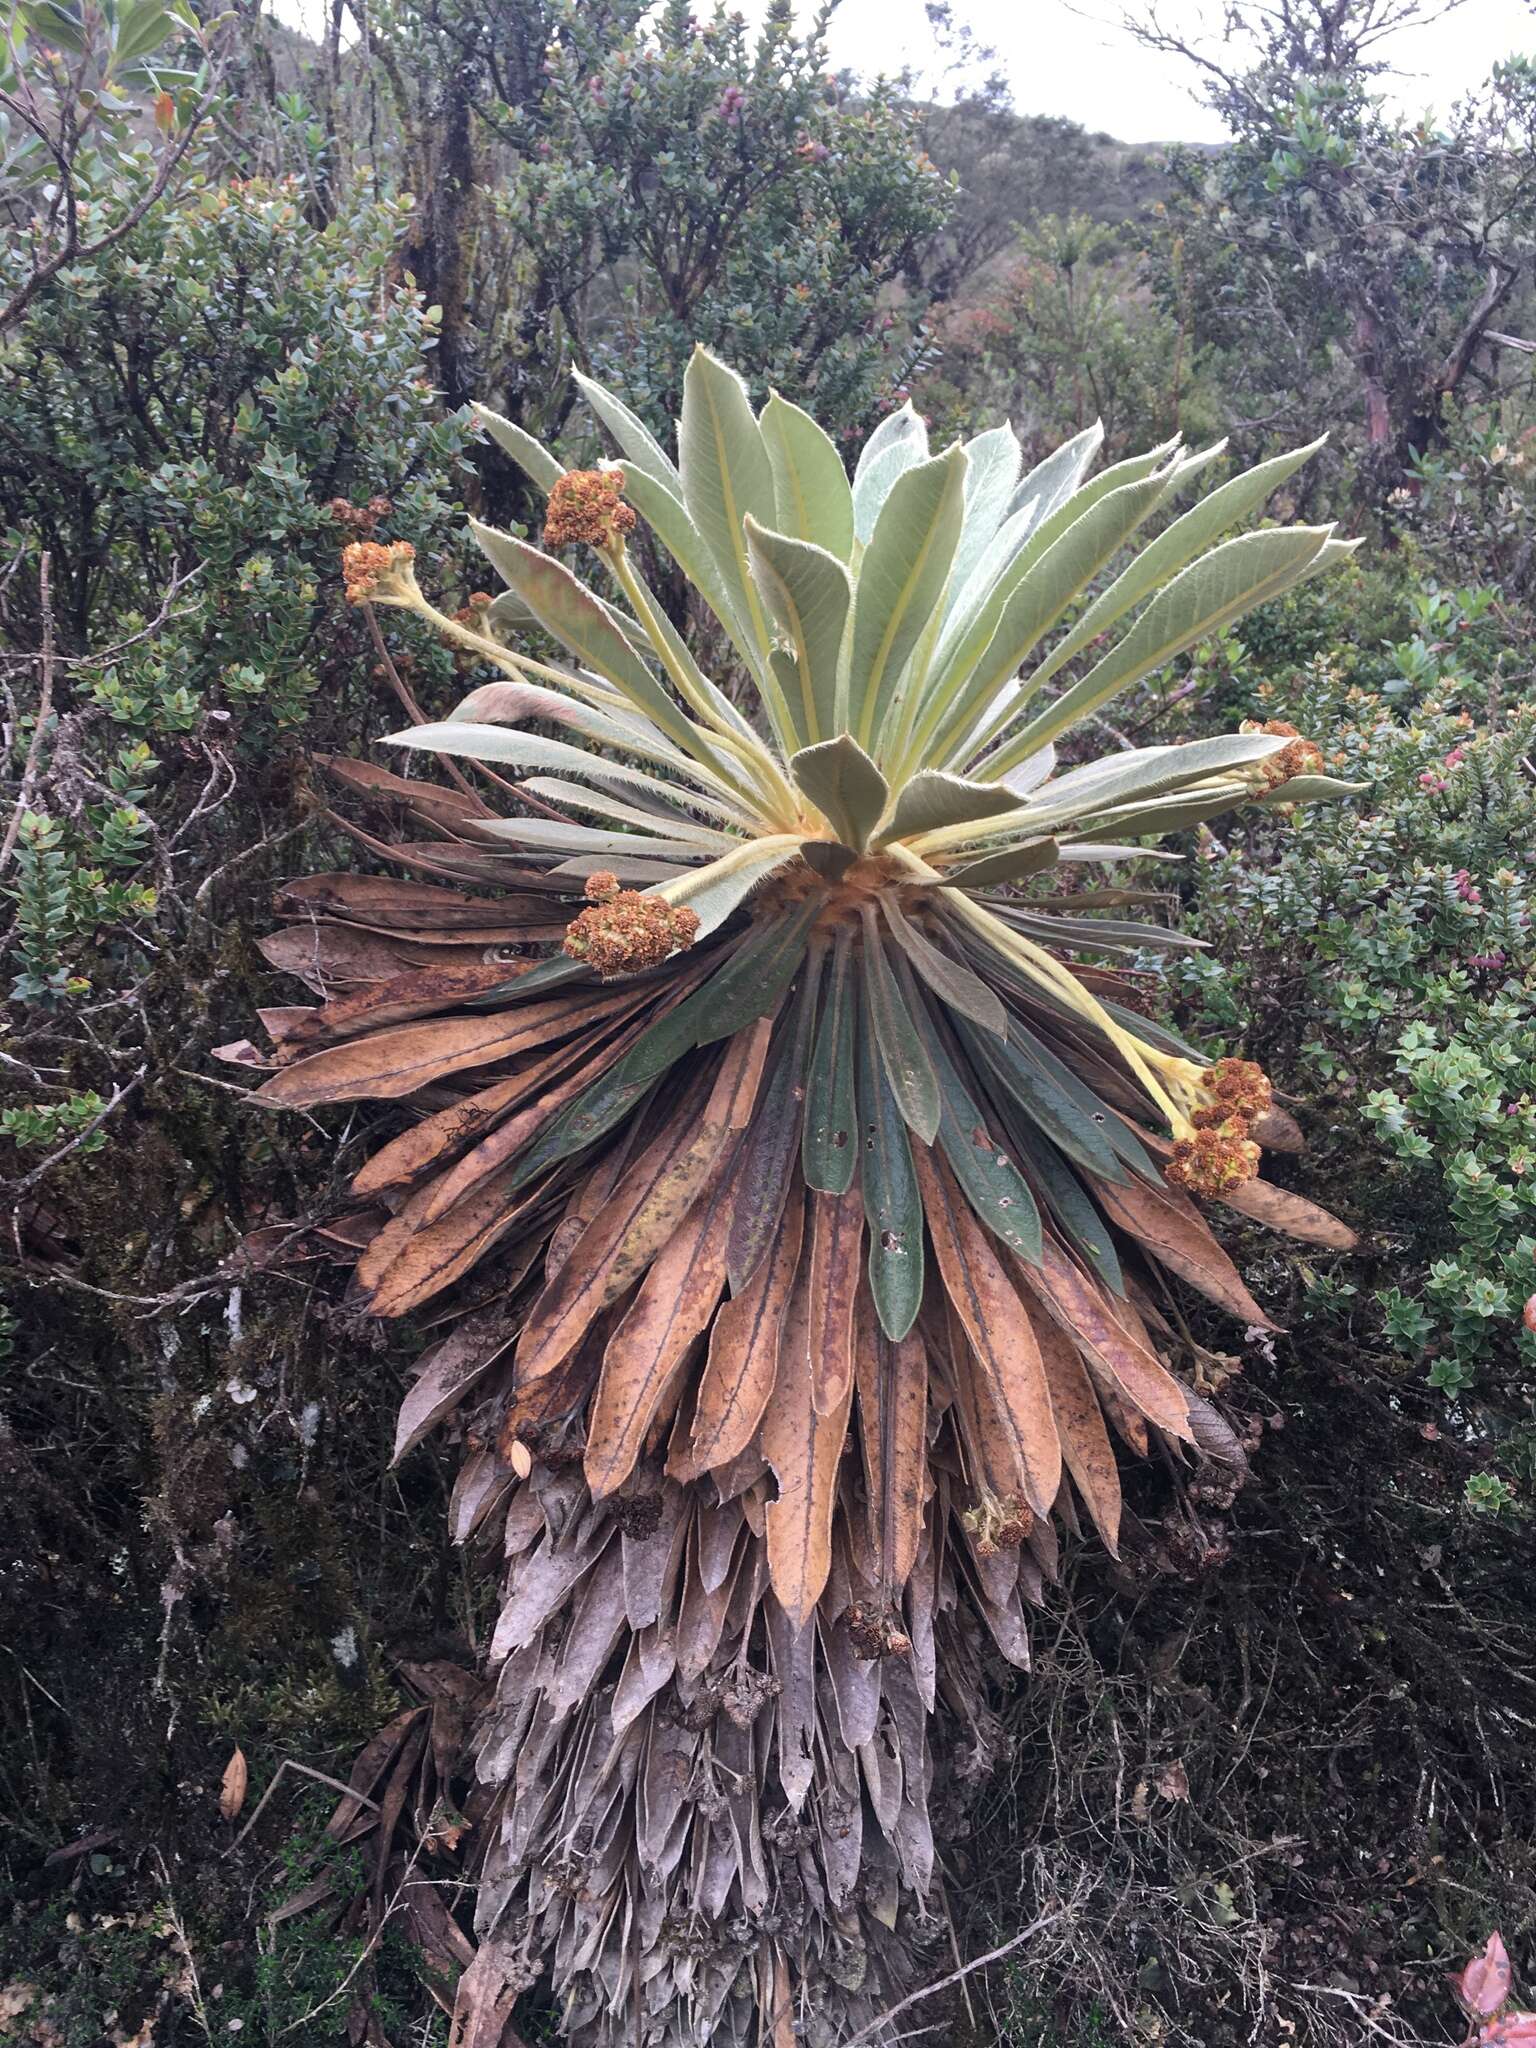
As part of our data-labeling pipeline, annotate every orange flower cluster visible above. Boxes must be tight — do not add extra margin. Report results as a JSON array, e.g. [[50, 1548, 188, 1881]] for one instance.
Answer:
[[1166, 1057, 1273, 1199], [562, 873, 699, 978], [1245, 718, 1326, 793], [543, 468, 637, 551], [341, 539, 417, 605]]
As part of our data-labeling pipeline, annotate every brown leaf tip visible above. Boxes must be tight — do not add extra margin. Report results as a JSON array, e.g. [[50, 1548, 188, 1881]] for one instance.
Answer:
[[543, 468, 637, 551], [341, 538, 417, 605], [563, 889, 700, 978]]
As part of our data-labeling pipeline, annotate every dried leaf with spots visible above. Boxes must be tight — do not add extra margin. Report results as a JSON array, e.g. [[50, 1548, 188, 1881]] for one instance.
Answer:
[[1220, 1176, 1356, 1249], [762, 1239, 855, 1628], [1092, 1168, 1277, 1328], [219, 1745, 248, 1821], [914, 1147, 1060, 1515]]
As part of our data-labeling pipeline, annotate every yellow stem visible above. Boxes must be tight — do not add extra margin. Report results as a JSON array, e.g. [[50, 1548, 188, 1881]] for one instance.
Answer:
[[885, 842, 1187, 1132], [602, 544, 803, 828]]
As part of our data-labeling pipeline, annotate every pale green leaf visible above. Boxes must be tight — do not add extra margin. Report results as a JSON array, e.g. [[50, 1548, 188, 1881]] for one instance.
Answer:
[[744, 517, 851, 748], [852, 402, 929, 544], [761, 391, 855, 560], [1006, 419, 1103, 529], [468, 520, 721, 768], [946, 421, 1024, 606], [1027, 435, 1329, 693], [923, 469, 1175, 769], [573, 369, 681, 490], [935, 838, 1060, 889], [665, 841, 803, 935], [995, 525, 1338, 766], [877, 770, 1023, 844], [471, 403, 564, 496], [611, 462, 754, 667], [849, 443, 968, 754], [1256, 773, 1371, 805], [1014, 731, 1292, 831], [679, 346, 778, 668], [791, 736, 889, 852]]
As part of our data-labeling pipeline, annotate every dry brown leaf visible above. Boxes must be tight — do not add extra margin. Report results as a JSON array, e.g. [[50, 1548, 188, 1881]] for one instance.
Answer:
[[761, 1240, 854, 1628], [853, 1291, 927, 1593], [1025, 1238, 1192, 1441], [807, 1183, 863, 1418], [314, 752, 489, 823], [1028, 1304, 1121, 1555], [1092, 1170, 1278, 1328], [941, 1298, 1027, 1505], [256, 992, 617, 1110], [284, 961, 530, 1047], [914, 1148, 1060, 1516], [259, 923, 418, 988], [1220, 1177, 1357, 1249], [584, 1146, 736, 1498], [219, 1745, 248, 1821], [354, 1168, 548, 1319], [276, 872, 548, 932], [1251, 1103, 1305, 1152], [513, 1032, 772, 1387], [685, 1183, 805, 1477]]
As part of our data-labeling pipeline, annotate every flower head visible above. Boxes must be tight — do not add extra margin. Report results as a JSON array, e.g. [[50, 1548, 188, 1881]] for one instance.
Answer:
[[342, 539, 418, 606], [1242, 718, 1325, 792], [543, 468, 638, 551], [1166, 1123, 1262, 1198], [563, 877, 699, 978]]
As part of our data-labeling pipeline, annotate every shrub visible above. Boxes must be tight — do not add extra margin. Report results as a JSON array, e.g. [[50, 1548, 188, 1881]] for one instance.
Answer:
[[0, 176, 473, 1013], [1154, 581, 1536, 1496]]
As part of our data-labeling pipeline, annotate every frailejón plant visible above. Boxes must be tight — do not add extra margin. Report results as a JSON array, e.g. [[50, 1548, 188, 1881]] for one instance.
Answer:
[[250, 351, 1360, 2045]]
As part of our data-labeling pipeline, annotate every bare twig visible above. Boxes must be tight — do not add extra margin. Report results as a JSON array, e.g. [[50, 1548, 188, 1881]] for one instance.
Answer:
[[3, 1067, 146, 1198], [225, 1756, 381, 1856], [841, 1905, 1073, 2048], [0, 550, 56, 875]]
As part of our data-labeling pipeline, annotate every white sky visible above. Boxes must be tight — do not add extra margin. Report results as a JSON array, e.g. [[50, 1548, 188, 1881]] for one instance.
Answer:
[[813, 0, 1536, 141]]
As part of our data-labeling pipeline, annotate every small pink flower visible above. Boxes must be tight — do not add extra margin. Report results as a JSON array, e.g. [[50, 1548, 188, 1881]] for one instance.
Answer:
[[1420, 771, 1448, 791], [1445, 745, 1467, 766]]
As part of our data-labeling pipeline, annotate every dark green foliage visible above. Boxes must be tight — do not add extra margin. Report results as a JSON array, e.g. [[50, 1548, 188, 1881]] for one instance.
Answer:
[[1153, 570, 1536, 1503]]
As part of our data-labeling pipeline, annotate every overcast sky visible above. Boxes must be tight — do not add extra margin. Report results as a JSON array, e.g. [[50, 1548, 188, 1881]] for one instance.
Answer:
[[810, 0, 1535, 142]]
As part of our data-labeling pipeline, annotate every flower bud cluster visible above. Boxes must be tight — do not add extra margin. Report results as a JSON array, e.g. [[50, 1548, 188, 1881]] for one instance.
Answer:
[[562, 872, 700, 977], [1242, 718, 1326, 792], [341, 539, 419, 606], [1165, 1057, 1273, 1198], [543, 469, 637, 551]]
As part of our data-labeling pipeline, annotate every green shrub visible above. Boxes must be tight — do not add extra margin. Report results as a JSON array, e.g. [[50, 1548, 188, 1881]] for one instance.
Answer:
[[1153, 582, 1536, 1499], [0, 176, 474, 1010]]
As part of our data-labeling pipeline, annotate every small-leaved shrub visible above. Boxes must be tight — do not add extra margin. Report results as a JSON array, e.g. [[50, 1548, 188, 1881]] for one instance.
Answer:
[[1155, 575, 1536, 1502]]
